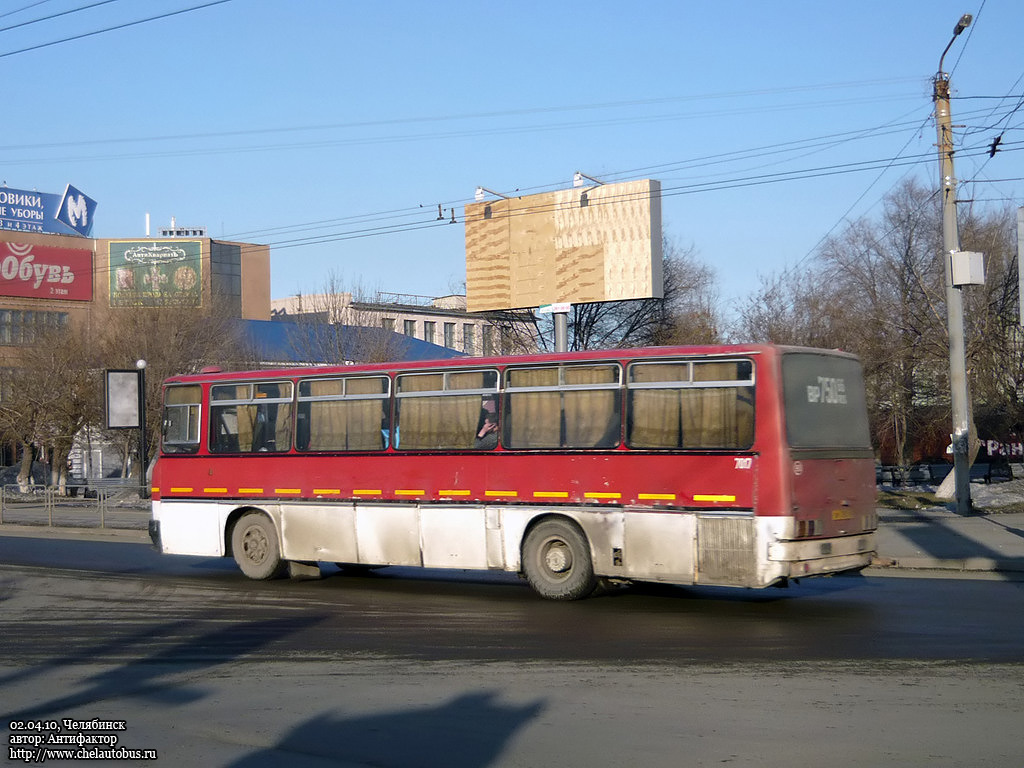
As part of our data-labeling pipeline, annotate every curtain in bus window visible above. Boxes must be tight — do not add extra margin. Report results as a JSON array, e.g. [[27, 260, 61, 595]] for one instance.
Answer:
[[627, 363, 686, 448], [505, 390, 561, 448], [564, 365, 619, 448], [629, 389, 683, 448], [233, 402, 292, 452], [236, 404, 258, 451], [563, 389, 619, 447], [504, 367, 559, 448], [693, 361, 744, 381], [679, 388, 753, 449], [398, 395, 480, 449], [308, 400, 385, 450]]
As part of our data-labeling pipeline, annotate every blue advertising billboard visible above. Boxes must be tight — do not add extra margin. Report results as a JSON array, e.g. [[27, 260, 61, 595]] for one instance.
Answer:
[[0, 184, 97, 237]]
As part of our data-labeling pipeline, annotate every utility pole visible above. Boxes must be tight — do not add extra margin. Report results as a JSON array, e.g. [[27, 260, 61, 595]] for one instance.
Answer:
[[934, 13, 973, 514]]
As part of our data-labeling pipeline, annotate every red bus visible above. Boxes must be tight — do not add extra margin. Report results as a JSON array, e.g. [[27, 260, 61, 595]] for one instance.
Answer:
[[149, 344, 877, 599]]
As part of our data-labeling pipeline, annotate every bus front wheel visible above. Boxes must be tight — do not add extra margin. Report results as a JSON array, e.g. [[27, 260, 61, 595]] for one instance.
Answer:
[[522, 519, 597, 600], [231, 512, 287, 580]]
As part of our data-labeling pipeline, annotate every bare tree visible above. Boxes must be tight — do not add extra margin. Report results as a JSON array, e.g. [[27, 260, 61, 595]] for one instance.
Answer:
[[734, 178, 1019, 466], [818, 180, 945, 464], [283, 272, 407, 364], [0, 323, 101, 492], [733, 268, 847, 348], [959, 204, 1024, 442]]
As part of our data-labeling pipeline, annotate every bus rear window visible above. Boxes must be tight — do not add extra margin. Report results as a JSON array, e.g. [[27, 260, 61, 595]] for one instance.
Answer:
[[782, 353, 871, 449]]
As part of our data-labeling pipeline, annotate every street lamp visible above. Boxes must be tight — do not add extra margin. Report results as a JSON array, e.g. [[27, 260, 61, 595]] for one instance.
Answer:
[[934, 13, 973, 514]]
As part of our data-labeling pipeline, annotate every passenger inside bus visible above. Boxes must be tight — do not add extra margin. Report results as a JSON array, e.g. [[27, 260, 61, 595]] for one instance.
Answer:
[[474, 397, 499, 449]]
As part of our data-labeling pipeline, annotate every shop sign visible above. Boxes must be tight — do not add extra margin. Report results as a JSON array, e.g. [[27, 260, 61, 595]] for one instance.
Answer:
[[0, 242, 93, 301], [108, 240, 202, 307], [0, 184, 96, 237]]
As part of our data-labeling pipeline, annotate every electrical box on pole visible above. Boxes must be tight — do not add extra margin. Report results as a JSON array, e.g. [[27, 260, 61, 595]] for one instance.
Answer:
[[950, 250, 985, 286]]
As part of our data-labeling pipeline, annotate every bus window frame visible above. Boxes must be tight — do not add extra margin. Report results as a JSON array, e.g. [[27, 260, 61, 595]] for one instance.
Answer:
[[625, 357, 756, 451], [502, 362, 623, 450], [394, 368, 500, 451], [161, 383, 203, 454], [208, 379, 295, 454], [296, 374, 392, 452]]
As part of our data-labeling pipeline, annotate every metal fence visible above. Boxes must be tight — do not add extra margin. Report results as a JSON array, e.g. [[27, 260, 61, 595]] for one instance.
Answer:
[[0, 484, 149, 531]]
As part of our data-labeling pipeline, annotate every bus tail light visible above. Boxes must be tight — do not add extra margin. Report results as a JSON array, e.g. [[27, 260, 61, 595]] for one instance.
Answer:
[[796, 519, 820, 538]]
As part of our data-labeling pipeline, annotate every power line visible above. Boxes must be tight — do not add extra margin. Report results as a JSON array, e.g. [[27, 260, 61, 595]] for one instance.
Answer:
[[0, 1, 57, 21], [0, 0, 122, 34], [0, 0, 234, 58]]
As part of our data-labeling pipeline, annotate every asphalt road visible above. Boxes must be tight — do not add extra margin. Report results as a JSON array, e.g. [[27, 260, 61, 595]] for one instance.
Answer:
[[1, 536, 1023, 767]]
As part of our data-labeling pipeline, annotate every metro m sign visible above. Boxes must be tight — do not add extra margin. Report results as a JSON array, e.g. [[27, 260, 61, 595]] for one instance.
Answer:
[[56, 184, 97, 237]]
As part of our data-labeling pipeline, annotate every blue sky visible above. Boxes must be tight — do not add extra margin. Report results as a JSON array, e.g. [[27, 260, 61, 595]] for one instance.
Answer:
[[2, 0, 1022, 309]]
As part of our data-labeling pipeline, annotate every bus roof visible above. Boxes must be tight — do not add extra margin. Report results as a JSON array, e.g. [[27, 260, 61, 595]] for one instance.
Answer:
[[163, 343, 858, 386]]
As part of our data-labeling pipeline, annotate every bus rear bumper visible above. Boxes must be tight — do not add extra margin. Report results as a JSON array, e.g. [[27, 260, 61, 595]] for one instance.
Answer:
[[767, 533, 876, 578]]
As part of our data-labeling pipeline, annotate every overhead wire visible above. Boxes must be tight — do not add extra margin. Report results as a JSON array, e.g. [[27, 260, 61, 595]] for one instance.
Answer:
[[0, 0, 122, 34], [0, 0, 234, 58], [1, 1, 1016, 291], [0, 1, 55, 21]]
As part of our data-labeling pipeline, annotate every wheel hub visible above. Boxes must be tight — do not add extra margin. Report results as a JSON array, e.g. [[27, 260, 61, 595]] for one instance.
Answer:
[[243, 527, 268, 563], [544, 543, 571, 573]]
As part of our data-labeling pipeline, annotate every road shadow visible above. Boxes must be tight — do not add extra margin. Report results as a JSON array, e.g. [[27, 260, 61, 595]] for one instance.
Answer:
[[226, 691, 545, 768], [880, 509, 1024, 575], [2, 615, 325, 722]]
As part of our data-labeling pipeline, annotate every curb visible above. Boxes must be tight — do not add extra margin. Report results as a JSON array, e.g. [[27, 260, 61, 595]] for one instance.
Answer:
[[0, 524, 150, 544], [867, 555, 1024, 579]]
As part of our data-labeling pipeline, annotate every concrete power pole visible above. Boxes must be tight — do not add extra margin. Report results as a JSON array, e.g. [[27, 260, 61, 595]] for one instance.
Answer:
[[934, 13, 973, 514]]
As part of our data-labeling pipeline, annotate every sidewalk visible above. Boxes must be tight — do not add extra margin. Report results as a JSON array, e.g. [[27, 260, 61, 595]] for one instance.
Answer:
[[868, 507, 1024, 578]]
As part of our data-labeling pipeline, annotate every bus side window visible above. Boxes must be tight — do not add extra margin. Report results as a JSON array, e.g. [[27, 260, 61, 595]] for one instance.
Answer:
[[209, 381, 293, 453], [295, 401, 310, 451], [211, 409, 240, 453]]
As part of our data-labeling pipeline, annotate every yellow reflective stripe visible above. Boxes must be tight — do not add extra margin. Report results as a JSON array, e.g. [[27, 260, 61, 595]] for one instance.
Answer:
[[239, 488, 263, 494], [353, 489, 381, 496], [533, 491, 569, 498], [440, 489, 472, 496], [638, 493, 676, 500], [693, 494, 736, 503], [395, 489, 425, 496], [584, 492, 621, 500], [485, 490, 518, 497], [314, 489, 341, 495], [169, 487, 193, 493], [203, 487, 227, 494], [275, 489, 302, 495]]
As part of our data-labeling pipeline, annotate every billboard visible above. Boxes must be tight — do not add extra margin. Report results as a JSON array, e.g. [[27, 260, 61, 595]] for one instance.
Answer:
[[464, 179, 663, 312], [108, 240, 203, 307], [0, 241, 93, 301], [0, 184, 97, 237]]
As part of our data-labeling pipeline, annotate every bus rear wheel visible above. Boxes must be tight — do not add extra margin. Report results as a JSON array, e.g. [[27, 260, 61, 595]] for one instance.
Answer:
[[232, 512, 287, 580], [522, 519, 597, 600]]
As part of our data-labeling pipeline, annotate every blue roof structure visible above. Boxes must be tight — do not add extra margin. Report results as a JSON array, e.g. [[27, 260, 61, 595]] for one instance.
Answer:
[[234, 319, 465, 365]]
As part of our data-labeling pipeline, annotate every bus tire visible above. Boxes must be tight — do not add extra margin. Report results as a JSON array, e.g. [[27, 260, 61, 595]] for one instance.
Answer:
[[231, 512, 287, 580], [522, 519, 597, 600]]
